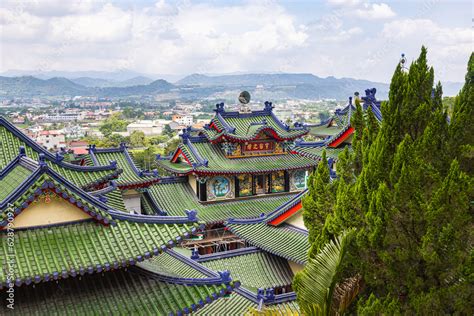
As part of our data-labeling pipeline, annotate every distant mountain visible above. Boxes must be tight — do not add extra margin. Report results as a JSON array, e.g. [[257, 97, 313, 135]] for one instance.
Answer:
[[70, 76, 154, 88], [70, 77, 114, 88], [99, 79, 174, 97], [1, 69, 182, 83], [1, 70, 149, 82], [1, 72, 461, 100], [177, 73, 390, 99], [0, 76, 90, 97], [177, 73, 324, 86], [118, 76, 154, 87], [0, 76, 174, 98]]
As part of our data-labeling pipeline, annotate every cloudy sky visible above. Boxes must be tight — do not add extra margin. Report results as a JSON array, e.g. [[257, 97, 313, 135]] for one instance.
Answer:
[[0, 0, 471, 82]]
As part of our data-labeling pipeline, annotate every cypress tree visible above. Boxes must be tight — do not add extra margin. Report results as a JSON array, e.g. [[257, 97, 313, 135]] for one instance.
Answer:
[[449, 53, 473, 173], [297, 47, 473, 314], [302, 151, 334, 247]]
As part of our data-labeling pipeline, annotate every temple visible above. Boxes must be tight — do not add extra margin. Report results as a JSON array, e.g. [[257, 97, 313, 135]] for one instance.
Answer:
[[0, 89, 381, 315], [157, 101, 316, 202]]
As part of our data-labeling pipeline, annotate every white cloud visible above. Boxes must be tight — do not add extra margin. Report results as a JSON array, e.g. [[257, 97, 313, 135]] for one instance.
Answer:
[[0, 8, 45, 40], [382, 19, 471, 46], [0, 1, 470, 84], [327, 0, 361, 7], [0, 1, 309, 75], [355, 3, 396, 19], [49, 4, 132, 42]]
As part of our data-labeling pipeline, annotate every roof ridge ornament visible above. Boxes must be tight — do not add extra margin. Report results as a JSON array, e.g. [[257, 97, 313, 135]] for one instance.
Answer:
[[55, 152, 64, 163], [191, 247, 200, 260], [215, 102, 225, 113], [264, 101, 274, 112], [38, 153, 47, 168], [186, 209, 198, 221], [19, 146, 26, 157], [218, 270, 232, 284]]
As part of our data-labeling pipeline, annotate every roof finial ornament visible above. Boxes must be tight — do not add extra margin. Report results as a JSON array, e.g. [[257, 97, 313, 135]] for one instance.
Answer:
[[218, 270, 231, 284], [400, 53, 408, 72], [238, 91, 251, 113]]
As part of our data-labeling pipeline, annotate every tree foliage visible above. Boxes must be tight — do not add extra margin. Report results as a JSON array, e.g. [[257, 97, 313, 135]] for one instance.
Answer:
[[129, 130, 146, 148], [99, 112, 128, 136], [297, 48, 473, 314]]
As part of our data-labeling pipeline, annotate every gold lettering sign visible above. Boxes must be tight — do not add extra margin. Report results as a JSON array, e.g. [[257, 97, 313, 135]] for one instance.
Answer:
[[243, 141, 275, 153]]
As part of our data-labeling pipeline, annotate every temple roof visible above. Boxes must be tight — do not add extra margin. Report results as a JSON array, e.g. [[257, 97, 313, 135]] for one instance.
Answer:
[[224, 192, 310, 264], [226, 222, 309, 265], [0, 116, 120, 190], [89, 144, 161, 189], [0, 154, 203, 287], [195, 292, 300, 315], [307, 89, 382, 147], [1, 267, 238, 315], [145, 177, 297, 223], [139, 249, 300, 315], [0, 219, 200, 287], [158, 138, 317, 175], [291, 143, 348, 161], [197, 247, 294, 292], [200, 102, 308, 143]]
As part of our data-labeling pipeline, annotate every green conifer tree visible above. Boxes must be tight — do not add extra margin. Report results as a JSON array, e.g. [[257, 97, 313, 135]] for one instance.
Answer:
[[449, 53, 473, 173], [296, 47, 473, 314]]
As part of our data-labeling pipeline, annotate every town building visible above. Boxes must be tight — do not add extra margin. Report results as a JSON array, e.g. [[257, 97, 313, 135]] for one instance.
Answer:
[[172, 114, 193, 126], [35, 130, 66, 151]]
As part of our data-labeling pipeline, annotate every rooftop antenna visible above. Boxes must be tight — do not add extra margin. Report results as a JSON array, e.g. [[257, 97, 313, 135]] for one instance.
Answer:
[[238, 91, 251, 113], [400, 53, 408, 72]]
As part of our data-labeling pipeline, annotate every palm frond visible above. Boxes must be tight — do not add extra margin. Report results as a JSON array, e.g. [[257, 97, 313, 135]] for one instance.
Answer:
[[332, 274, 362, 314], [295, 230, 353, 316]]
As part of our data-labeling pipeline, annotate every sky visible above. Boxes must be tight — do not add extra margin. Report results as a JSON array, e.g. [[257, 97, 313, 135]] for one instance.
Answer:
[[0, 0, 472, 83]]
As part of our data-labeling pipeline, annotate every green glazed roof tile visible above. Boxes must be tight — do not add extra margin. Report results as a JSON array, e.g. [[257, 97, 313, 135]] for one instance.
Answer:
[[159, 141, 317, 175], [0, 220, 200, 285], [0, 125, 118, 189], [1, 268, 234, 315], [226, 223, 309, 264], [0, 164, 32, 201], [195, 292, 301, 315], [93, 150, 157, 186], [201, 251, 294, 291], [292, 146, 347, 161], [206, 113, 307, 141], [139, 251, 208, 279], [147, 181, 296, 223]]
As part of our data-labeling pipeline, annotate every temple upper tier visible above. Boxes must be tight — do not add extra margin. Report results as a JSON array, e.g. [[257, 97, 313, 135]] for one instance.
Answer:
[[157, 102, 321, 202]]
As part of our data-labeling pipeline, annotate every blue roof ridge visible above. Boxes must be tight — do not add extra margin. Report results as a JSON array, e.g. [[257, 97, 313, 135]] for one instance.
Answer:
[[225, 190, 306, 225], [1, 157, 200, 226], [195, 246, 260, 262], [89, 143, 159, 177], [133, 265, 236, 286], [0, 116, 117, 172]]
